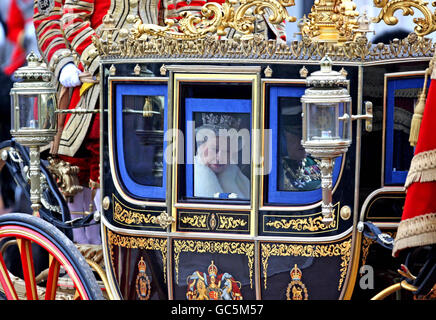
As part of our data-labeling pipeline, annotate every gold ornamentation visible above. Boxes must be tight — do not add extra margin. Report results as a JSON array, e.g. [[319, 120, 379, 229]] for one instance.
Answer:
[[109, 64, 116, 76], [95, 29, 433, 62], [178, 212, 249, 232], [113, 195, 158, 226], [218, 216, 248, 230], [102, 196, 110, 211], [303, 0, 360, 42], [107, 230, 168, 283], [173, 239, 255, 288], [264, 65, 273, 77], [264, 203, 339, 233], [131, 0, 296, 41], [46, 157, 83, 201], [209, 213, 217, 230], [286, 264, 308, 300], [134, 64, 141, 75], [373, 0, 436, 36], [160, 64, 167, 76], [156, 211, 176, 229], [180, 214, 208, 228], [299, 66, 309, 78], [261, 237, 352, 291], [340, 205, 352, 220]]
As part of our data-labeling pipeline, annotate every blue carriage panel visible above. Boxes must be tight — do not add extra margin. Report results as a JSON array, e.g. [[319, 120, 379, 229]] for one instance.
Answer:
[[185, 98, 252, 201], [267, 86, 342, 205], [115, 83, 168, 200], [384, 76, 428, 185]]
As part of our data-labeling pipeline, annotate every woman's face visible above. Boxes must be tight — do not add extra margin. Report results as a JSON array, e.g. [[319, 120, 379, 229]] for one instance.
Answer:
[[285, 131, 306, 161], [198, 137, 230, 173]]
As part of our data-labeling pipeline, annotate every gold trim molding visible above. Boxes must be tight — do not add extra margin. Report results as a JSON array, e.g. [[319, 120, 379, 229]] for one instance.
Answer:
[[94, 31, 434, 62]]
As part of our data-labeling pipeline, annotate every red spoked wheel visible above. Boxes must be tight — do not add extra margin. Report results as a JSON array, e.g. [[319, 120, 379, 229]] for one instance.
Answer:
[[0, 213, 104, 300]]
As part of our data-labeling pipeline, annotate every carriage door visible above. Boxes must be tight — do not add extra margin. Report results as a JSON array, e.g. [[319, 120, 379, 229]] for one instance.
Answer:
[[102, 75, 170, 300]]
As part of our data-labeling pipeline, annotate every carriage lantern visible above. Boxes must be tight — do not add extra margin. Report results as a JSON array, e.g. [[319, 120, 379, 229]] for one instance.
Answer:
[[10, 51, 57, 215], [301, 55, 352, 225]]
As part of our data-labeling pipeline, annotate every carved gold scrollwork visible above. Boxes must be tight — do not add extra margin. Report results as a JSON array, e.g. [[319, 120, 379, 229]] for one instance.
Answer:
[[47, 157, 83, 201], [131, 0, 296, 40], [373, 0, 436, 36]]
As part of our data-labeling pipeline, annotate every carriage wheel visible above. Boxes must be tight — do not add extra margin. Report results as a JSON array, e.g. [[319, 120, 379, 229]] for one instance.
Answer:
[[0, 213, 104, 300]]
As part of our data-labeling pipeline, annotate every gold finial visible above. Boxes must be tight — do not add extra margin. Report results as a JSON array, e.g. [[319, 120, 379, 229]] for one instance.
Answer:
[[339, 67, 348, 77], [264, 66, 273, 78], [160, 64, 167, 76], [134, 64, 141, 75], [299, 66, 309, 78], [109, 64, 116, 76]]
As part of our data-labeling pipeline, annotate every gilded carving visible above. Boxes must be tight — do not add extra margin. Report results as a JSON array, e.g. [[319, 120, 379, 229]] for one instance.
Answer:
[[373, 0, 436, 36], [261, 238, 352, 291], [95, 29, 433, 62], [131, 0, 296, 41], [46, 157, 83, 201], [173, 239, 255, 288]]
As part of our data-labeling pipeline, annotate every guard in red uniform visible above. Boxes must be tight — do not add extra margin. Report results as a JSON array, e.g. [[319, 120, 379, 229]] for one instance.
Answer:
[[33, 0, 110, 244]]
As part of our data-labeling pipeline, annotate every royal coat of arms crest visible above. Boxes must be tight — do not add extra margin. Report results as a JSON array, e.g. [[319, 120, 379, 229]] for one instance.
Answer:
[[286, 264, 309, 300], [186, 260, 243, 300]]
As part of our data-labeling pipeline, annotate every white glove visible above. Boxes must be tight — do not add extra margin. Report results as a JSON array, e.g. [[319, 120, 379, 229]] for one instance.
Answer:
[[59, 62, 82, 87]]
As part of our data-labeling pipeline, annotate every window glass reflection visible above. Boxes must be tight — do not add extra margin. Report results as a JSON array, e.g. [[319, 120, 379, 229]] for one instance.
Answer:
[[122, 95, 164, 187], [193, 112, 251, 200], [392, 88, 416, 171], [278, 97, 321, 191]]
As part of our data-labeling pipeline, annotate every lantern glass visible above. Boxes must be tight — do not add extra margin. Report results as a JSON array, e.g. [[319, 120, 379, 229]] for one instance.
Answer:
[[39, 93, 56, 130], [14, 93, 57, 131], [18, 94, 39, 129], [341, 100, 352, 142], [306, 102, 339, 141]]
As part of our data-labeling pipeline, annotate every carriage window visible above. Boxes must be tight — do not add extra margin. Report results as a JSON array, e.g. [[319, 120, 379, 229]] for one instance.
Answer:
[[115, 83, 167, 200], [185, 98, 252, 201], [266, 85, 342, 205], [122, 95, 165, 186], [278, 97, 321, 192], [384, 73, 427, 185], [392, 88, 416, 171]]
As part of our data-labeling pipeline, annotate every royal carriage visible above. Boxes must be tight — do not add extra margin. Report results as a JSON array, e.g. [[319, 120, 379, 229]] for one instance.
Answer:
[[0, 0, 435, 301]]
